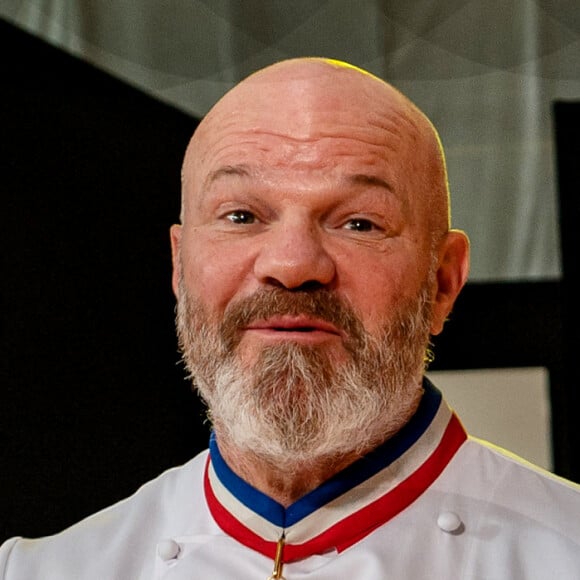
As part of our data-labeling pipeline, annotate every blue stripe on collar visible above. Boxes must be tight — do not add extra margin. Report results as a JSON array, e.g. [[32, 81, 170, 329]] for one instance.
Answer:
[[209, 378, 442, 528]]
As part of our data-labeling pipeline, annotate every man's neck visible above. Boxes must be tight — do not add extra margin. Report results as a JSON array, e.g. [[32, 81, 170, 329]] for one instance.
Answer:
[[216, 438, 375, 507]]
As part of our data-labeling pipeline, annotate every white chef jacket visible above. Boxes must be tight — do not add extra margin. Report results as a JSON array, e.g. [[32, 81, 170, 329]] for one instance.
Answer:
[[2, 379, 580, 579]]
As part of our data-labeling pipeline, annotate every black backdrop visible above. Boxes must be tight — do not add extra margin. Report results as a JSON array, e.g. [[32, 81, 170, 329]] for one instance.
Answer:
[[1, 19, 208, 541], [1, 18, 578, 544]]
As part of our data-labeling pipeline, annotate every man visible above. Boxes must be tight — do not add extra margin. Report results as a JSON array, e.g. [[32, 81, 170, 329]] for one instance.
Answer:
[[1, 57, 579, 579]]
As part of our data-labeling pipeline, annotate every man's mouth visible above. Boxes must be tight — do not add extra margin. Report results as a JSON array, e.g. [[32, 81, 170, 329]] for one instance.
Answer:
[[244, 316, 343, 340]]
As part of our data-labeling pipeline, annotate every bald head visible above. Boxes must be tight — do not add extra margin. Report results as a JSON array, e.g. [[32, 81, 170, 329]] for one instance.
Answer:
[[180, 57, 451, 239]]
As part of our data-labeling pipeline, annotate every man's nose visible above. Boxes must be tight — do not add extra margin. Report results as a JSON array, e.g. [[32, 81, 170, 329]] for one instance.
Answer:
[[253, 219, 336, 289]]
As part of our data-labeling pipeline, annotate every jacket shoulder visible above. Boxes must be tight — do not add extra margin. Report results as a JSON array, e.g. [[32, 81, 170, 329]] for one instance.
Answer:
[[0, 451, 210, 580]]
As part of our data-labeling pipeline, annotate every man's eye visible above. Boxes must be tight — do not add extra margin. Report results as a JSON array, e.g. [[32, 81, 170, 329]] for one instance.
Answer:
[[225, 210, 256, 225], [344, 218, 376, 232]]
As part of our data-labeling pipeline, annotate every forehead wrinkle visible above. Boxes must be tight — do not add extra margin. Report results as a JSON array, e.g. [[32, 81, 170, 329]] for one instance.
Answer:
[[199, 98, 419, 152], [203, 128, 405, 170]]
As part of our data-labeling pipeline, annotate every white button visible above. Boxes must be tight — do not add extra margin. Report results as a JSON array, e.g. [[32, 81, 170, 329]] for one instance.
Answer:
[[437, 511, 463, 533], [158, 539, 181, 561]]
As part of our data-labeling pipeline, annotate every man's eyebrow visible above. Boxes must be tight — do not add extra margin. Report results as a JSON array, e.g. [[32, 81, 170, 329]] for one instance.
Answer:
[[205, 164, 251, 188], [346, 173, 394, 193]]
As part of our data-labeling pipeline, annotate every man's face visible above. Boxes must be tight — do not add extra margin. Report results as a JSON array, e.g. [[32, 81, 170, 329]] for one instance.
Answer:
[[170, 64, 455, 462]]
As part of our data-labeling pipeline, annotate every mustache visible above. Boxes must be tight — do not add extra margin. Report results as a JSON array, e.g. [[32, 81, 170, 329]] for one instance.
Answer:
[[219, 287, 366, 354]]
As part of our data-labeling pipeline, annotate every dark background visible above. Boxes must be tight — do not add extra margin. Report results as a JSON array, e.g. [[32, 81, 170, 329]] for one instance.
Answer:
[[1, 18, 578, 543]]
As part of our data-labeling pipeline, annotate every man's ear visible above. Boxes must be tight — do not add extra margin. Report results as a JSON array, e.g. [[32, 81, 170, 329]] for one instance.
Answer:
[[430, 230, 470, 336], [169, 224, 182, 298]]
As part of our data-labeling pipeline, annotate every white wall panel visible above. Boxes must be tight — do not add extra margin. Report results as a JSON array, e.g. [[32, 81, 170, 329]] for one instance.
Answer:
[[428, 367, 552, 470]]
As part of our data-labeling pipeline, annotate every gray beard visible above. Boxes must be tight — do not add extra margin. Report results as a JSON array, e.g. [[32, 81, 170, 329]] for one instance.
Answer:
[[175, 280, 433, 468]]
